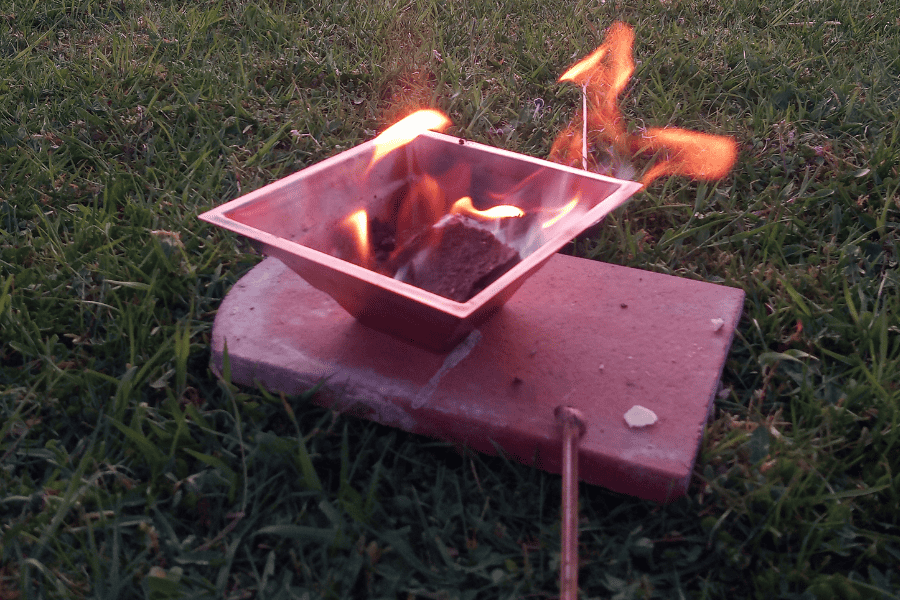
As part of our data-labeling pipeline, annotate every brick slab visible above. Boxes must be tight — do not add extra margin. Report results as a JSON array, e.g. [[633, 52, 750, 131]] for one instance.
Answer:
[[211, 254, 744, 502]]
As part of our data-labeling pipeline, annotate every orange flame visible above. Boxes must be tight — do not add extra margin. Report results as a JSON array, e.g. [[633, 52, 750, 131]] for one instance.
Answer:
[[637, 128, 738, 185], [397, 174, 447, 242], [541, 196, 580, 229], [368, 109, 452, 170], [557, 22, 634, 144], [344, 209, 370, 267], [552, 22, 736, 186], [450, 196, 524, 220], [558, 46, 610, 84]]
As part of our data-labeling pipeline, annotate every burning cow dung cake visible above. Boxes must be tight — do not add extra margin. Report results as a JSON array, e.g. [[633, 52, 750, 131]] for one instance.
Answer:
[[389, 214, 521, 302], [363, 192, 525, 302], [359, 186, 528, 302]]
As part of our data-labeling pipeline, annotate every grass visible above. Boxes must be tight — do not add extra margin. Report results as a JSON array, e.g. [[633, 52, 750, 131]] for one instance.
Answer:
[[1, 0, 898, 597]]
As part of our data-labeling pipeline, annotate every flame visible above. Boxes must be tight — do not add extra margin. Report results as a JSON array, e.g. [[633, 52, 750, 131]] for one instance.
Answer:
[[541, 196, 580, 229], [558, 46, 610, 84], [397, 173, 447, 244], [556, 22, 634, 144], [344, 209, 370, 267], [548, 121, 588, 170], [450, 196, 524, 220], [368, 109, 452, 170], [551, 22, 736, 186], [636, 128, 738, 185]]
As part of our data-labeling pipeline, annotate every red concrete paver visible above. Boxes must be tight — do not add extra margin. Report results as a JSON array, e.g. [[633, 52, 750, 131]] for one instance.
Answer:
[[211, 254, 744, 502]]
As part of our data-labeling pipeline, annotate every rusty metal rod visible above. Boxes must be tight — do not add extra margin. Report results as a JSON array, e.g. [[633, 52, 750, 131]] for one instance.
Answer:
[[555, 406, 586, 600]]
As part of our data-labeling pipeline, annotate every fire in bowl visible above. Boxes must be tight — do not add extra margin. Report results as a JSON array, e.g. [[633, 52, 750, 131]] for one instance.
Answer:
[[199, 127, 642, 352]]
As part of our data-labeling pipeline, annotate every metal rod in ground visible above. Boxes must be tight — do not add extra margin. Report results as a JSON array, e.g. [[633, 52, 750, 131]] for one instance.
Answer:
[[555, 406, 586, 600]]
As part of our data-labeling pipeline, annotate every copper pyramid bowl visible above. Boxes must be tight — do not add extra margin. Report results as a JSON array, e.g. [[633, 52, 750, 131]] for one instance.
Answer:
[[199, 131, 641, 352]]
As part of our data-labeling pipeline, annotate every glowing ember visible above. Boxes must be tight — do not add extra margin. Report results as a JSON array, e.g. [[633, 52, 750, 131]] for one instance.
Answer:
[[450, 196, 525, 220], [551, 22, 737, 186], [368, 109, 451, 170]]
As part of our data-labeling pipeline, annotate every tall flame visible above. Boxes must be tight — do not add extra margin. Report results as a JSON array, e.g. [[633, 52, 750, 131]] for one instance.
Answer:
[[558, 22, 634, 143], [552, 23, 737, 186], [368, 109, 452, 171]]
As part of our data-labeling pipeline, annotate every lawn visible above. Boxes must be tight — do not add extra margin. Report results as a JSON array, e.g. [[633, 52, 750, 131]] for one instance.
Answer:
[[1, 0, 898, 598]]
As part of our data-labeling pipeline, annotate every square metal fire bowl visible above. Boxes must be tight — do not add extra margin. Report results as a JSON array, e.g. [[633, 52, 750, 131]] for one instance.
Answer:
[[199, 130, 642, 352]]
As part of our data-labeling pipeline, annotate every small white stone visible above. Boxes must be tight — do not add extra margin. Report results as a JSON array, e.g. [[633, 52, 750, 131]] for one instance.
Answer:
[[711, 318, 725, 331], [624, 405, 658, 428]]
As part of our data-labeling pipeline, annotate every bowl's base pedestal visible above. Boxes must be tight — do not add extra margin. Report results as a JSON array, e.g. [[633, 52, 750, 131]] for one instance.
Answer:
[[211, 254, 744, 502]]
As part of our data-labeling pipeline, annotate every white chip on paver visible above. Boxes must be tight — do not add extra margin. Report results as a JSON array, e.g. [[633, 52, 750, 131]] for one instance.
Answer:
[[624, 405, 658, 428]]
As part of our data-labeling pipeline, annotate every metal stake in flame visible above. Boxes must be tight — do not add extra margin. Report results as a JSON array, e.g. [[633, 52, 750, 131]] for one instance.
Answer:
[[558, 22, 634, 154], [552, 22, 737, 186]]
